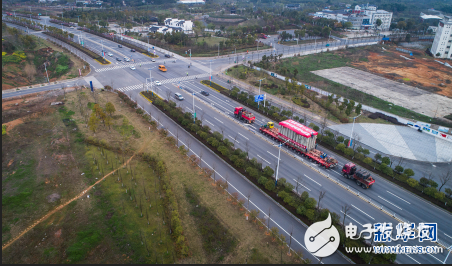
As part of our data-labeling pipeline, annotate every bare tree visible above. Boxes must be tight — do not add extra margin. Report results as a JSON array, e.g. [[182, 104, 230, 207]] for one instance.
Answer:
[[233, 133, 239, 148], [199, 110, 205, 126], [352, 132, 360, 152], [320, 116, 328, 136], [166, 89, 172, 101], [24, 63, 37, 82], [185, 137, 192, 154], [198, 150, 204, 167], [267, 206, 272, 232], [245, 140, 250, 160], [303, 112, 308, 125], [288, 224, 294, 255], [219, 125, 225, 137], [295, 175, 303, 195], [246, 189, 252, 209], [341, 204, 351, 227], [317, 190, 326, 209], [438, 167, 452, 192], [175, 128, 180, 146]]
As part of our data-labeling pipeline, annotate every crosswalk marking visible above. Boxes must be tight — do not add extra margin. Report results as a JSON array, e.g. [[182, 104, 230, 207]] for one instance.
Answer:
[[116, 73, 210, 92], [95, 61, 155, 72]]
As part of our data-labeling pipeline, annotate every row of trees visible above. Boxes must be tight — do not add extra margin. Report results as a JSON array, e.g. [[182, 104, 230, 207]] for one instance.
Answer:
[[141, 89, 396, 264]]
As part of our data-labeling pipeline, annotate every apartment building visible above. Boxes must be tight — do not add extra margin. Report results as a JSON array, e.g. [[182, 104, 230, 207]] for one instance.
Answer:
[[430, 16, 452, 59]]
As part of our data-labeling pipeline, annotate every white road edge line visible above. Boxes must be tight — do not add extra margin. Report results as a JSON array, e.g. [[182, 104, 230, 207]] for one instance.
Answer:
[[405, 254, 421, 264], [340, 210, 363, 226], [304, 174, 322, 186], [386, 191, 411, 204], [238, 132, 249, 140], [351, 204, 375, 220], [205, 120, 215, 127], [214, 117, 224, 124], [292, 178, 311, 191], [444, 233, 452, 239], [228, 135, 239, 143], [378, 196, 402, 210], [257, 155, 271, 165]]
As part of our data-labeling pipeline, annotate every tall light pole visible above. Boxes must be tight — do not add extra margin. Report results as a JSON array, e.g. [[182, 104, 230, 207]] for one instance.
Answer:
[[258, 78, 266, 108], [348, 113, 362, 148], [44, 62, 49, 83], [274, 139, 290, 186], [209, 60, 213, 86], [186, 48, 191, 59], [192, 91, 196, 123], [147, 66, 156, 93]]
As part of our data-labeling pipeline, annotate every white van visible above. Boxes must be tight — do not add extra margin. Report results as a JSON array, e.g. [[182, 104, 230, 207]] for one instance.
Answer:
[[174, 93, 184, 101]]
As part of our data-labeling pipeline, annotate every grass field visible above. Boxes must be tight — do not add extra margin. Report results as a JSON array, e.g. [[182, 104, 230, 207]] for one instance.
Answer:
[[2, 87, 309, 263]]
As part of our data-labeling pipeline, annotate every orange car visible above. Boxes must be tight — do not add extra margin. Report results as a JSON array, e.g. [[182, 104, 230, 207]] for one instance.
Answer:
[[158, 65, 167, 72]]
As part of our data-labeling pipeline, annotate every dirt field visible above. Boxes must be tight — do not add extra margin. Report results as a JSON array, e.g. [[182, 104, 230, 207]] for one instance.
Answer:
[[352, 46, 452, 98]]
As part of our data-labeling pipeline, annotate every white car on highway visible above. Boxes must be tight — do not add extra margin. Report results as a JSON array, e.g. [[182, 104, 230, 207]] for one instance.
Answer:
[[124, 57, 130, 62], [130, 66, 136, 70], [107, 52, 113, 56], [155, 81, 161, 86]]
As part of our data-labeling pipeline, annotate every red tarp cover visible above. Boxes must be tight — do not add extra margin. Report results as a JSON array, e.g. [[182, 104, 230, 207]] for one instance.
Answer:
[[279, 119, 318, 138]]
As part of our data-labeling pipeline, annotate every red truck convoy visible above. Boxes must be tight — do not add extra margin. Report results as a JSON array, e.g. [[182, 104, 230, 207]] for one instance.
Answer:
[[234, 107, 255, 124], [342, 162, 375, 189], [259, 120, 338, 169]]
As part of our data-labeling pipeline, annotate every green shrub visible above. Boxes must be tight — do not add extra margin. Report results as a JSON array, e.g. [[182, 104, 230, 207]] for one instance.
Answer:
[[429, 180, 438, 188], [265, 179, 276, 191], [363, 157, 372, 165], [296, 205, 306, 215], [382, 157, 390, 165], [424, 187, 437, 197], [344, 148, 354, 157], [407, 178, 418, 188], [213, 131, 223, 141], [301, 191, 309, 202], [383, 167, 393, 177], [277, 190, 288, 199], [234, 158, 245, 169], [394, 165, 404, 174], [263, 166, 274, 177], [258, 176, 268, 185], [445, 188, 452, 199], [305, 209, 316, 221], [434, 192, 445, 201], [207, 137, 215, 145], [337, 136, 344, 143], [230, 155, 238, 163], [2, 125, 6, 135], [379, 163, 387, 172], [336, 143, 346, 152], [355, 153, 365, 161], [211, 139, 219, 148], [398, 173, 409, 182], [420, 177, 429, 187], [217, 146, 229, 156], [304, 197, 317, 209], [284, 195, 295, 206], [404, 168, 415, 177]]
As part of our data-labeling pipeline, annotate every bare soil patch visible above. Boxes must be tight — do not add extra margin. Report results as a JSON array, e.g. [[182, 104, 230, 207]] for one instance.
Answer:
[[352, 47, 452, 97]]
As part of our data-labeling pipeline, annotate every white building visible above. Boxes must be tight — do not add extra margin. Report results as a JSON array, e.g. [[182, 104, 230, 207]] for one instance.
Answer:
[[164, 18, 193, 34], [431, 16, 452, 59], [176, 0, 205, 4], [356, 4, 392, 30]]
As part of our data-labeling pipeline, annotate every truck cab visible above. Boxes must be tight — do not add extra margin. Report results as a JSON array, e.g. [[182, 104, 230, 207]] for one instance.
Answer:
[[234, 107, 255, 123], [342, 162, 375, 189]]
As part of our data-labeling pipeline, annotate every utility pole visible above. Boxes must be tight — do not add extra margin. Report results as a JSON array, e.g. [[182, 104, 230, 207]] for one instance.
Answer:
[[44, 62, 50, 83], [258, 78, 266, 108], [348, 113, 362, 148], [192, 92, 196, 123], [274, 140, 289, 186]]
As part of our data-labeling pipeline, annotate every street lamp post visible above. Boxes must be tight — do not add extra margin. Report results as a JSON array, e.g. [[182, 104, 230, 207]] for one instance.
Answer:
[[44, 62, 49, 83], [209, 60, 212, 86], [348, 113, 362, 148], [192, 91, 196, 123], [274, 139, 290, 186], [258, 78, 266, 108], [186, 48, 191, 59], [147, 66, 156, 93]]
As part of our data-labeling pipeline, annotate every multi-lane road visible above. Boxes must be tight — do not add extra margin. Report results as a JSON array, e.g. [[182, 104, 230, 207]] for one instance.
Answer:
[[3, 16, 451, 264]]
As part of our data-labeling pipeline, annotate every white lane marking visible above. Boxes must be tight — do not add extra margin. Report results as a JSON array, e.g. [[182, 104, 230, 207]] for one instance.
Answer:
[[351, 204, 375, 220], [378, 196, 402, 210], [238, 132, 249, 140], [333, 170, 341, 175], [445, 233, 452, 239], [386, 191, 411, 204], [205, 120, 215, 127], [257, 155, 271, 165], [214, 117, 224, 124], [185, 107, 192, 111], [405, 254, 421, 264], [267, 150, 279, 159], [195, 105, 203, 110], [428, 253, 443, 264], [228, 135, 239, 144], [292, 178, 311, 191], [340, 211, 363, 226], [303, 174, 322, 186]]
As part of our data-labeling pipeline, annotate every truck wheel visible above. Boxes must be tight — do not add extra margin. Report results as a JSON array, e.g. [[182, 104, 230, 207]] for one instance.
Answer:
[[356, 180, 361, 186], [361, 184, 367, 189]]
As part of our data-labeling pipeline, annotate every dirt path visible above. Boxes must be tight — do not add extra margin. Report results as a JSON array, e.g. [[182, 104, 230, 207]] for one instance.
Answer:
[[1, 139, 150, 251]]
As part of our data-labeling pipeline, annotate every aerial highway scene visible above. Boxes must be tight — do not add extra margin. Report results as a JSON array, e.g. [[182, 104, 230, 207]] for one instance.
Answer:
[[2, 0, 452, 264]]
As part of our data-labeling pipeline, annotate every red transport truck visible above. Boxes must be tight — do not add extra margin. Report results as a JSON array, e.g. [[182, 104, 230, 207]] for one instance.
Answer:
[[342, 162, 375, 189], [259, 120, 338, 169], [234, 107, 255, 123]]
